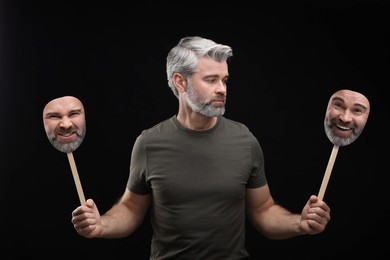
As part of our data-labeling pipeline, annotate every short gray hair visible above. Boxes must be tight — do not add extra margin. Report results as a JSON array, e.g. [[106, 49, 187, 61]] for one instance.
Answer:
[[166, 36, 233, 97]]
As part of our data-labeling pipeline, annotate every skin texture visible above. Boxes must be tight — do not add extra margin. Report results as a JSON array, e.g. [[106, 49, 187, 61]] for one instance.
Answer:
[[43, 96, 86, 153], [71, 37, 331, 255], [324, 89, 370, 146]]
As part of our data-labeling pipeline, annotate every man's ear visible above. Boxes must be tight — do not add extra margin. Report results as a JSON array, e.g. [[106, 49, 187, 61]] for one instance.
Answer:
[[172, 73, 186, 94]]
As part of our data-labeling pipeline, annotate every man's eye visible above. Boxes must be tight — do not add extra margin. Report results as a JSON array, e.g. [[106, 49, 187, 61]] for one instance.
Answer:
[[353, 108, 363, 114], [69, 113, 80, 117]]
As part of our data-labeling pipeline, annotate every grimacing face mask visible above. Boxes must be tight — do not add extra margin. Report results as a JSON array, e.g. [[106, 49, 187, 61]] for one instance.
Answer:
[[43, 96, 86, 205]]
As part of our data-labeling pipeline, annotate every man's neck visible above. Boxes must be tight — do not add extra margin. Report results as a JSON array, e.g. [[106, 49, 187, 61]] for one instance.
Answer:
[[176, 112, 217, 131]]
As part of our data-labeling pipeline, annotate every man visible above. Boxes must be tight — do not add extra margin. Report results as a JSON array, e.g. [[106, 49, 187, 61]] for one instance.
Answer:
[[43, 95, 86, 153], [324, 89, 370, 146], [71, 36, 331, 259]]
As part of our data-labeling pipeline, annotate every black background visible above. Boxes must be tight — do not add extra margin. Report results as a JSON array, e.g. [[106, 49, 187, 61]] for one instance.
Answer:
[[1, 1, 389, 259]]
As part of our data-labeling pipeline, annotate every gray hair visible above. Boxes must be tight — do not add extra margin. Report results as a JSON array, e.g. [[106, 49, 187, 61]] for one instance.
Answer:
[[166, 36, 233, 97]]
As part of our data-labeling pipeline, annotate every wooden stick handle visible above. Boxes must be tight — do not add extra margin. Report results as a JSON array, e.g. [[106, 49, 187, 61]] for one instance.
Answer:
[[67, 152, 86, 205], [318, 145, 339, 200]]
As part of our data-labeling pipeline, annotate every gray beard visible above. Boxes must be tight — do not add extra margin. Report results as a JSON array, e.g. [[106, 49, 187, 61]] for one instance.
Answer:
[[46, 127, 86, 153], [185, 82, 225, 117], [324, 119, 358, 146], [51, 137, 84, 153]]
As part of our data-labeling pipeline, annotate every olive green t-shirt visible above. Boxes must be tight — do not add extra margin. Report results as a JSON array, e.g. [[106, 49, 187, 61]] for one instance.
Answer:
[[127, 115, 267, 260]]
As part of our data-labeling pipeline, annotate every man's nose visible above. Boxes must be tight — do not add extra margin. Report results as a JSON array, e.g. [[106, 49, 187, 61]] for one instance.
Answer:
[[215, 81, 227, 95], [339, 110, 353, 122], [59, 117, 73, 128]]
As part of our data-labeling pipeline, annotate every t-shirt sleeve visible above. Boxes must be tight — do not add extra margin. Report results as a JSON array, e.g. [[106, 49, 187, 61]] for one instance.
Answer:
[[126, 134, 151, 195], [246, 134, 267, 188]]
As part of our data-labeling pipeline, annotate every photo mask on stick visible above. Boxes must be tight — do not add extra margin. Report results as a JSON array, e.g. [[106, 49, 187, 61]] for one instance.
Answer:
[[43, 96, 86, 205], [318, 89, 370, 200]]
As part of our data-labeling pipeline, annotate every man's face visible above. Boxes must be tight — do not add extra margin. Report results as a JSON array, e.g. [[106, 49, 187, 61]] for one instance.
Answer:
[[43, 96, 86, 153], [324, 89, 370, 146], [184, 57, 229, 117]]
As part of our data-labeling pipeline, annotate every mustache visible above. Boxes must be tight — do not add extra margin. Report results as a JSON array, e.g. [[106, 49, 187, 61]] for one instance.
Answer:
[[55, 127, 79, 136], [209, 95, 226, 102]]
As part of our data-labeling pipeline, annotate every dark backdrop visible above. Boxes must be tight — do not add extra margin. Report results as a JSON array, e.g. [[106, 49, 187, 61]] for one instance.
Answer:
[[1, 2, 389, 259]]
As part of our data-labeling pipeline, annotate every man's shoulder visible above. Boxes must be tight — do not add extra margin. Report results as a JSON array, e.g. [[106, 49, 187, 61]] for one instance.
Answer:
[[221, 117, 250, 131], [140, 116, 175, 137]]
